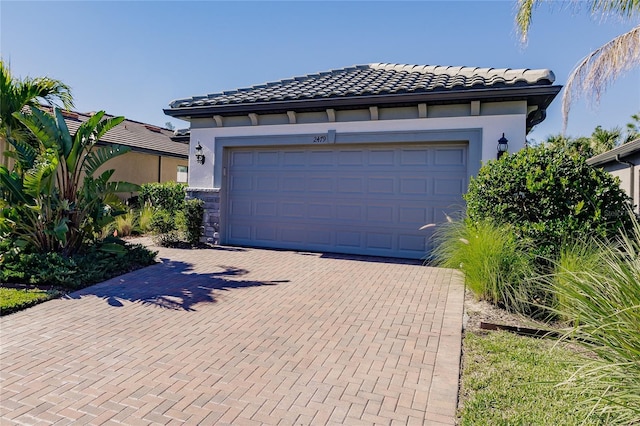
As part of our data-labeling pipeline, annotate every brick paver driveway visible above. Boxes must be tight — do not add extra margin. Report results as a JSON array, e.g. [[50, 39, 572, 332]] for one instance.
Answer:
[[1, 243, 464, 425]]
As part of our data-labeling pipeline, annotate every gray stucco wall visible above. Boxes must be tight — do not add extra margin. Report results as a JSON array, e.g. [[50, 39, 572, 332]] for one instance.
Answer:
[[599, 152, 640, 213]]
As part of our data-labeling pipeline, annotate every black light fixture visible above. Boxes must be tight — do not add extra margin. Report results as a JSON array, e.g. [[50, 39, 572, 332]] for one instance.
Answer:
[[497, 133, 509, 159], [194, 141, 205, 165]]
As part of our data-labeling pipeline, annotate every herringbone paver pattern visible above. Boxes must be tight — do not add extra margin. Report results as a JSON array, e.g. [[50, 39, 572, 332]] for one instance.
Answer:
[[1, 243, 464, 425]]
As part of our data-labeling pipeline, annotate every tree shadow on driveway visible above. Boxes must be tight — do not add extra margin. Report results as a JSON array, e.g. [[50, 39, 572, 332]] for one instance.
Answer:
[[65, 258, 288, 311]]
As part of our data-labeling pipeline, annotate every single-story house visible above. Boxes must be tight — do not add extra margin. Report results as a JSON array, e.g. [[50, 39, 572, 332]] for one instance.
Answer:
[[57, 109, 189, 188], [3, 109, 189, 187], [587, 138, 640, 213], [164, 63, 561, 259]]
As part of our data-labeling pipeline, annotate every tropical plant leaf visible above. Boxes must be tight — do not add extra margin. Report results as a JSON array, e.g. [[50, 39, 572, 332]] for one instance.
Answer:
[[22, 149, 58, 197], [93, 116, 125, 142], [0, 166, 29, 204], [53, 108, 73, 157], [97, 242, 126, 254], [51, 219, 69, 244], [83, 144, 130, 177], [12, 107, 60, 151], [106, 180, 140, 194], [66, 111, 106, 174], [6, 137, 38, 169]]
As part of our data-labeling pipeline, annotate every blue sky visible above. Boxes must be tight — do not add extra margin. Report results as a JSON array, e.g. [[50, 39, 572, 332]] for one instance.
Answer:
[[1, 1, 638, 143]]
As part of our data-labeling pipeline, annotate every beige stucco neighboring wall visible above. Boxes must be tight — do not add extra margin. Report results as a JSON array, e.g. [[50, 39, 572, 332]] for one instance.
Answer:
[[95, 151, 188, 186], [159, 156, 188, 183]]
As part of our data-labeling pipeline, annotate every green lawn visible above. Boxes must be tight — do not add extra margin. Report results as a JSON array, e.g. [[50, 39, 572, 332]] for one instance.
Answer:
[[0, 287, 60, 316], [458, 330, 606, 425]]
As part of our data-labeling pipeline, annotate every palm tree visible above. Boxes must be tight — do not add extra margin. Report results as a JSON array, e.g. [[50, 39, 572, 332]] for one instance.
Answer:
[[516, 1, 640, 131], [0, 60, 73, 167]]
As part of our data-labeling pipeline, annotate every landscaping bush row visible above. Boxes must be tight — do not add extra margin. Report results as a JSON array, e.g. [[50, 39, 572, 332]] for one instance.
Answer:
[[434, 144, 640, 423], [0, 237, 157, 289]]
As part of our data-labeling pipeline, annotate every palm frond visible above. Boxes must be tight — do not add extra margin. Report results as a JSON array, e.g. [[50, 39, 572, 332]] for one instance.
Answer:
[[22, 76, 73, 111], [562, 25, 640, 131], [591, 0, 640, 19], [515, 0, 539, 43]]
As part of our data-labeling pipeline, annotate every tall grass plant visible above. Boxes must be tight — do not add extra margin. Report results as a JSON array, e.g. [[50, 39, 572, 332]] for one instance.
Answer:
[[432, 219, 537, 314], [551, 213, 640, 424]]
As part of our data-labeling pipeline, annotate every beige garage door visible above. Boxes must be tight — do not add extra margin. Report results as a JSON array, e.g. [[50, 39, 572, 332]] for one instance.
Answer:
[[224, 143, 467, 259]]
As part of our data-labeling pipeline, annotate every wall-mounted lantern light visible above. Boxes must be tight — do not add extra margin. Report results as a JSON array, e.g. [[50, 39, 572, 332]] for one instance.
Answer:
[[497, 133, 509, 159], [194, 141, 205, 165]]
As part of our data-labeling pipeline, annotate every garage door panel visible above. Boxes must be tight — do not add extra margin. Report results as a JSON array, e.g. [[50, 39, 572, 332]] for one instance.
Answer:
[[400, 149, 429, 165], [255, 201, 277, 217], [308, 230, 332, 245], [366, 205, 394, 222], [282, 178, 305, 191], [434, 178, 465, 195], [367, 233, 394, 250], [338, 150, 364, 165], [257, 151, 279, 165], [336, 205, 363, 221], [336, 231, 361, 247], [309, 177, 333, 192], [281, 202, 305, 217], [255, 226, 277, 241], [257, 177, 279, 191], [229, 199, 252, 215], [309, 151, 333, 165], [229, 224, 252, 240], [337, 177, 364, 193], [226, 143, 467, 259], [400, 178, 429, 194], [435, 148, 466, 165], [369, 150, 395, 165], [399, 207, 428, 225], [283, 151, 306, 165], [398, 234, 426, 252], [231, 151, 254, 166]]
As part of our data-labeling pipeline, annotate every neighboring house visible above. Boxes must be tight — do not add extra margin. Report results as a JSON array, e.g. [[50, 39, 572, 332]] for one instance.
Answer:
[[164, 63, 561, 259], [56, 109, 189, 188], [587, 138, 640, 214], [3, 108, 189, 188]]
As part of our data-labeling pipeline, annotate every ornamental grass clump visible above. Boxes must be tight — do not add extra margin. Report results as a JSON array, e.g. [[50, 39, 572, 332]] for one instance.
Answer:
[[551, 212, 640, 424], [432, 219, 536, 315]]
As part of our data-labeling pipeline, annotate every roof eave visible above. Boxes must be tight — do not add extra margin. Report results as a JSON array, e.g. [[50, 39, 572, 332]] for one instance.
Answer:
[[587, 138, 640, 166], [164, 85, 562, 120]]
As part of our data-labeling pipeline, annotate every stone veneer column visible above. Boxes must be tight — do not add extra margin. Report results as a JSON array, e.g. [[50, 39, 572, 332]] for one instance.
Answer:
[[186, 188, 220, 244]]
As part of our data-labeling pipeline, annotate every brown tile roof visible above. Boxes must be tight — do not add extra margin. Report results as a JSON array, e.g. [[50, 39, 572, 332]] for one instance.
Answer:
[[169, 63, 556, 109], [49, 108, 188, 158]]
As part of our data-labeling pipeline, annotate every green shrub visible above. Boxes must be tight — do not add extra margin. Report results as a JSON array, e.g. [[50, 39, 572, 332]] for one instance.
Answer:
[[432, 219, 536, 314], [550, 212, 640, 423], [465, 146, 632, 260], [150, 209, 176, 234], [0, 238, 157, 289], [184, 198, 204, 245], [139, 181, 186, 212]]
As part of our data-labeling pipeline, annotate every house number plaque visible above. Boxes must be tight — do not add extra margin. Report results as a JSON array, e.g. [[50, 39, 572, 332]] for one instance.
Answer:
[[312, 135, 327, 143]]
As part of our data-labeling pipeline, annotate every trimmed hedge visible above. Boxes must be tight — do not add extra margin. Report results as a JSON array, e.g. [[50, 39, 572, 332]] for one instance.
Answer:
[[465, 146, 633, 259]]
